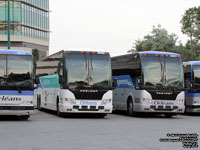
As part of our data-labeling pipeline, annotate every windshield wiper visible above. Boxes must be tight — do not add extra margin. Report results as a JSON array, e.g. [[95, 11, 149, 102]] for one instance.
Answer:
[[7, 78, 22, 93]]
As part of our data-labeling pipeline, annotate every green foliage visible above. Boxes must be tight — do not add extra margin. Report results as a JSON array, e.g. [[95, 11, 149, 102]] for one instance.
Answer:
[[128, 24, 181, 53], [181, 6, 200, 42], [180, 6, 200, 61], [181, 41, 200, 61], [32, 49, 39, 63]]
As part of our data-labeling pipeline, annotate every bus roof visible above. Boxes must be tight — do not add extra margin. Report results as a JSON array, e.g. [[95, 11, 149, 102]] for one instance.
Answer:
[[138, 51, 180, 56], [64, 50, 109, 55], [112, 51, 180, 59], [183, 61, 200, 66], [0, 49, 32, 56]]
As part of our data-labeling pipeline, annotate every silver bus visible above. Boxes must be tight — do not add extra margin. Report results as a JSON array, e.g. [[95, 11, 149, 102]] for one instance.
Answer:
[[112, 51, 185, 117]]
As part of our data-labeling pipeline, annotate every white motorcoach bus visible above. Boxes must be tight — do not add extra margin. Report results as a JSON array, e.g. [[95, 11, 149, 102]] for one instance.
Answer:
[[35, 50, 113, 117], [0, 49, 35, 119], [112, 51, 185, 117]]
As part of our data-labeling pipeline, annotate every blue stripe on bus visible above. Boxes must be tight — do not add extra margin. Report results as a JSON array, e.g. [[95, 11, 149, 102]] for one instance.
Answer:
[[139, 51, 180, 56], [112, 75, 134, 88], [0, 91, 34, 96], [0, 49, 32, 55], [185, 92, 200, 98], [187, 61, 200, 66]]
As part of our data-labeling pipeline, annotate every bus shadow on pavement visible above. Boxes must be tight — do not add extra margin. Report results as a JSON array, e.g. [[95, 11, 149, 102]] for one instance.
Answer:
[[112, 110, 182, 119], [39, 108, 109, 119], [181, 113, 200, 117], [0, 116, 30, 121]]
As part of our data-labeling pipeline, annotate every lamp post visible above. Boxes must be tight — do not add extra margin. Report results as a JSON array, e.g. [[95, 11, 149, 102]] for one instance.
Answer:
[[7, 0, 10, 49]]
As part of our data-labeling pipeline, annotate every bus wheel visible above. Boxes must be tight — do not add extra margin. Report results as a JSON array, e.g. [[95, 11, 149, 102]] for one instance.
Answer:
[[164, 114, 173, 118], [57, 100, 63, 117], [20, 115, 30, 120], [97, 114, 107, 118], [127, 100, 133, 116], [37, 95, 41, 111]]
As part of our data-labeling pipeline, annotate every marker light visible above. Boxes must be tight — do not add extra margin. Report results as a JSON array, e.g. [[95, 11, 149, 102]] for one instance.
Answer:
[[101, 99, 112, 105], [65, 98, 76, 104]]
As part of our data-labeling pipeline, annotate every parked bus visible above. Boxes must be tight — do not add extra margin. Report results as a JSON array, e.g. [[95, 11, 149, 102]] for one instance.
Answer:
[[35, 50, 112, 117], [112, 51, 185, 117], [0, 49, 34, 119], [183, 61, 200, 113]]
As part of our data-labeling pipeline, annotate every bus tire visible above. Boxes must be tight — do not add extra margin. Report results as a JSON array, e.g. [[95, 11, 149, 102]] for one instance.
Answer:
[[164, 113, 173, 118], [57, 98, 63, 117], [127, 99, 134, 116], [20, 115, 30, 120], [37, 95, 41, 111], [97, 114, 107, 118]]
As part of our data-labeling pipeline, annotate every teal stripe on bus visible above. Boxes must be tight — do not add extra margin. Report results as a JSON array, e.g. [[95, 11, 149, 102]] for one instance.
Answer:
[[40, 74, 60, 88]]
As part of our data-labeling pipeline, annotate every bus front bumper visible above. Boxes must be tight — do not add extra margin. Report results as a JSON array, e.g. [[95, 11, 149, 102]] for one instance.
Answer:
[[186, 105, 200, 113], [136, 103, 185, 114], [0, 106, 34, 116], [59, 104, 113, 114]]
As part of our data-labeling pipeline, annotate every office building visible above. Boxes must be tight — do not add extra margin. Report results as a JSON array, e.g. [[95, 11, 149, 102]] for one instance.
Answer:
[[0, 0, 50, 58]]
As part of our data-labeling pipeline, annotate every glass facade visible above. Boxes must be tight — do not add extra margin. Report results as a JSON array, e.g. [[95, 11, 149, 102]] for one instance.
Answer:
[[0, 0, 49, 41]]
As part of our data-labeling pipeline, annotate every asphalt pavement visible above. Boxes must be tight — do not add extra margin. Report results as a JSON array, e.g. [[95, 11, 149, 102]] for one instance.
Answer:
[[0, 110, 199, 150]]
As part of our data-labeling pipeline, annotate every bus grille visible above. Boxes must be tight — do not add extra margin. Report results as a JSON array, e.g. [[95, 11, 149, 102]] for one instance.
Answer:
[[73, 105, 104, 111]]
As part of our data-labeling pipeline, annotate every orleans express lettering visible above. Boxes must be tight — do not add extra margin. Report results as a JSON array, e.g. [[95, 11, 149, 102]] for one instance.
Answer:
[[153, 101, 174, 105], [0, 96, 21, 102]]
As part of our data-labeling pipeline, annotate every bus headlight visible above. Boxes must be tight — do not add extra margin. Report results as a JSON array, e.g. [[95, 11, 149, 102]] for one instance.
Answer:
[[176, 99, 184, 104], [65, 98, 76, 104], [101, 99, 112, 105], [23, 100, 33, 105], [142, 98, 152, 104]]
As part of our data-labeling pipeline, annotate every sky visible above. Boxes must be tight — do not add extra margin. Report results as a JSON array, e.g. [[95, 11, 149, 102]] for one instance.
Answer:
[[49, 0, 200, 56]]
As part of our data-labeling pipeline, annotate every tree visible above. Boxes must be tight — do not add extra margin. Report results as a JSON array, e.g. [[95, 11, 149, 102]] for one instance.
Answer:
[[128, 25, 181, 53], [181, 6, 200, 42], [32, 49, 39, 63]]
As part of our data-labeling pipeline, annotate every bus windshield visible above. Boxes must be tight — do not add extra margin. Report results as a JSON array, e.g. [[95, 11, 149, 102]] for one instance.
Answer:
[[0, 55, 33, 88], [165, 57, 183, 87], [141, 55, 183, 88], [0, 55, 6, 85], [141, 56, 162, 86], [193, 65, 200, 86], [67, 53, 111, 88]]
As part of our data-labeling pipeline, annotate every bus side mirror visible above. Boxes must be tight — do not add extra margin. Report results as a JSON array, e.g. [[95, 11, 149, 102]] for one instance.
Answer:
[[190, 81, 195, 88], [185, 80, 190, 89], [59, 76, 64, 84], [112, 78, 118, 87], [138, 78, 143, 85], [34, 76, 39, 84]]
